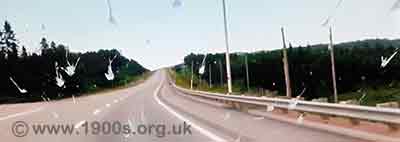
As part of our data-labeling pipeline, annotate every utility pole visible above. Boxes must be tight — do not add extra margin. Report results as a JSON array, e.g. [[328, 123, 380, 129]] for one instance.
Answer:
[[219, 60, 223, 86], [329, 27, 338, 103], [221, 0, 233, 94], [209, 63, 212, 88], [190, 61, 194, 90], [281, 27, 292, 98], [245, 54, 250, 92]]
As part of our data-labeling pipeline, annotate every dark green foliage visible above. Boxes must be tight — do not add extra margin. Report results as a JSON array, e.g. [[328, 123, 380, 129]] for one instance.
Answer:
[[179, 39, 400, 100], [0, 21, 148, 104]]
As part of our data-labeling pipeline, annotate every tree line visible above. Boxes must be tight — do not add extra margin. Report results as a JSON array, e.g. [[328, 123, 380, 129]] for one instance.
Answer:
[[176, 38, 400, 101], [0, 21, 148, 104]]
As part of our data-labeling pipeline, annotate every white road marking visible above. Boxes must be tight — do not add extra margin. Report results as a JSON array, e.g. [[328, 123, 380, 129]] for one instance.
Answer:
[[223, 112, 231, 121], [106, 103, 111, 107], [0, 107, 43, 121], [74, 120, 87, 129], [72, 95, 76, 104], [140, 110, 147, 124], [93, 109, 101, 115], [153, 76, 226, 142], [130, 116, 136, 128], [52, 112, 59, 119], [114, 99, 118, 103], [235, 135, 242, 142], [253, 117, 264, 120]]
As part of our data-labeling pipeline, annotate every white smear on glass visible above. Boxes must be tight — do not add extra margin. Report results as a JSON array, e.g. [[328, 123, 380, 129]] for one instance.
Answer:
[[4, 52, 8, 60], [55, 62, 65, 87], [41, 24, 46, 31], [74, 120, 87, 129], [93, 109, 101, 115], [381, 51, 398, 68], [391, 0, 400, 12], [288, 88, 306, 110], [41, 96, 47, 103], [9, 77, 28, 94], [267, 104, 274, 112], [198, 54, 207, 74], [62, 52, 80, 76], [297, 113, 305, 124], [105, 55, 117, 80], [106, 0, 117, 25], [145, 40, 151, 46], [321, 0, 344, 27], [358, 92, 367, 104], [172, 0, 183, 8]]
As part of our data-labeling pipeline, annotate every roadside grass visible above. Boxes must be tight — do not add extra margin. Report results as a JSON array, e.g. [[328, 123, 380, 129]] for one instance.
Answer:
[[169, 69, 250, 95], [338, 87, 400, 106]]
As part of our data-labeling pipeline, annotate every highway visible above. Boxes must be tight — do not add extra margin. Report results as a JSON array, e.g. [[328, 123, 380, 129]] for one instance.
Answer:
[[0, 70, 367, 142]]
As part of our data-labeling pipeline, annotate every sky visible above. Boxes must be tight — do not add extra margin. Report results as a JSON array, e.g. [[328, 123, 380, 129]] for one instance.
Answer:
[[1, 0, 400, 70]]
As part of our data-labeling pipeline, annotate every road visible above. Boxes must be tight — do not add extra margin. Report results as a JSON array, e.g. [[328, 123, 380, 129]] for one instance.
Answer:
[[0, 70, 367, 142]]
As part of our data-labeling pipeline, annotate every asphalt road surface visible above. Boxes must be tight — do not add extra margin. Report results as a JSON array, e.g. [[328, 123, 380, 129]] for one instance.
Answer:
[[0, 70, 367, 142]]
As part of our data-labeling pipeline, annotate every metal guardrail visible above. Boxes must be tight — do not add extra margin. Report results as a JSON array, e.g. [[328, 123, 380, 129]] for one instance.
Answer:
[[171, 83, 400, 127]]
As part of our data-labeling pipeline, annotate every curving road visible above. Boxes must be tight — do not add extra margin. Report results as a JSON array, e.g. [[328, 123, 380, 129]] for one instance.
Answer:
[[0, 70, 367, 142]]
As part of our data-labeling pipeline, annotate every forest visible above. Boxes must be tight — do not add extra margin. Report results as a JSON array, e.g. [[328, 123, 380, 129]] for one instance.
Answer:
[[176, 38, 400, 103], [0, 21, 148, 104]]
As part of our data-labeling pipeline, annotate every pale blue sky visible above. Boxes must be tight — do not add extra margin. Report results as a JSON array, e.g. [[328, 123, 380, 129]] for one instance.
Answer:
[[1, 0, 400, 70]]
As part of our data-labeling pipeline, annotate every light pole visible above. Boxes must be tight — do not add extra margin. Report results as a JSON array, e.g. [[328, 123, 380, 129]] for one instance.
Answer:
[[221, 0, 233, 94], [190, 61, 194, 90], [281, 27, 292, 98], [209, 63, 212, 88], [329, 27, 338, 103], [245, 54, 250, 92]]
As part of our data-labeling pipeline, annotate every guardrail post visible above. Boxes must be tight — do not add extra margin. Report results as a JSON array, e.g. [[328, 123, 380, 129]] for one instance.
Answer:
[[320, 115, 330, 123], [224, 100, 234, 108], [231, 102, 249, 112], [239, 103, 249, 113], [233, 102, 241, 111], [279, 108, 289, 114], [227, 100, 231, 104], [349, 118, 360, 126], [386, 123, 400, 131], [299, 112, 307, 119]]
